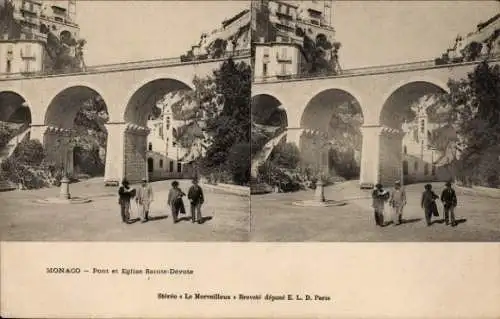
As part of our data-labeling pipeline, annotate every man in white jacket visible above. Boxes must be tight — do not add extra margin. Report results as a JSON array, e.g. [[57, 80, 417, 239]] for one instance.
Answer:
[[136, 178, 154, 223]]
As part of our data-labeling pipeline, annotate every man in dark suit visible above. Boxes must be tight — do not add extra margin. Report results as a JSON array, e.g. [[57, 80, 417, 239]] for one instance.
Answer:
[[441, 181, 458, 227], [118, 179, 135, 224], [187, 178, 205, 224]]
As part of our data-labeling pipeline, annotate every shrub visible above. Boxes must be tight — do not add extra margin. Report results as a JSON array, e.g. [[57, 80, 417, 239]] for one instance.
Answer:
[[269, 142, 300, 169], [1, 139, 50, 189]]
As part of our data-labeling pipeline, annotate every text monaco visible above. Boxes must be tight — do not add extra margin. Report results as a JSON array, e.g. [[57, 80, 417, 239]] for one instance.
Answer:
[[46, 268, 194, 275]]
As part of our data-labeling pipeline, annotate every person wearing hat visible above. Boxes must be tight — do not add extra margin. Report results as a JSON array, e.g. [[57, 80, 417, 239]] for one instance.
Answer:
[[187, 177, 205, 224], [118, 178, 136, 224], [168, 180, 186, 224], [421, 184, 439, 226], [389, 180, 406, 226], [372, 183, 390, 226], [136, 178, 154, 223], [440, 181, 458, 227]]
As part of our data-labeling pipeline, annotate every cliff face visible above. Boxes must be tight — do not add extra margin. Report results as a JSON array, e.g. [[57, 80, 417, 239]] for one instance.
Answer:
[[182, 9, 251, 61], [439, 14, 500, 63]]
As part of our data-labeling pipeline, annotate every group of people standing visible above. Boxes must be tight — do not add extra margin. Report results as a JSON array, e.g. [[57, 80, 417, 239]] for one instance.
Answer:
[[372, 181, 458, 227], [117, 178, 205, 224]]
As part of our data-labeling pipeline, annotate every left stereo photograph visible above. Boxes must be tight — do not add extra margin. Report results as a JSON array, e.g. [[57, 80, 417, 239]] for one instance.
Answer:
[[0, 0, 252, 242]]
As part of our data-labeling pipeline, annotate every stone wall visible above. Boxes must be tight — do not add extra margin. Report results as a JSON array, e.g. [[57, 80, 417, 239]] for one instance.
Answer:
[[124, 132, 148, 183], [378, 132, 403, 186]]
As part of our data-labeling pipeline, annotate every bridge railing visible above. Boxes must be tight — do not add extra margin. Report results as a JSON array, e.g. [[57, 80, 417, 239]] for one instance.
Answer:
[[253, 54, 500, 83], [0, 49, 251, 80]]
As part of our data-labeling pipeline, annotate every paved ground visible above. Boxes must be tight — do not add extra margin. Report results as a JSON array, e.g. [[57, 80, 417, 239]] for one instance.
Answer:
[[0, 178, 249, 241], [250, 181, 500, 241]]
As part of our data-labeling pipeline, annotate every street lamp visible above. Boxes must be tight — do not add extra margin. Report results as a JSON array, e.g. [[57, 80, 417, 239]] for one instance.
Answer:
[[59, 134, 72, 200]]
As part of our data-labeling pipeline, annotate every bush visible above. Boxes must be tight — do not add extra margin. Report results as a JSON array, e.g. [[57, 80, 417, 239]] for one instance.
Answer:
[[1, 139, 51, 189], [73, 146, 105, 176], [269, 142, 300, 169], [257, 164, 302, 192]]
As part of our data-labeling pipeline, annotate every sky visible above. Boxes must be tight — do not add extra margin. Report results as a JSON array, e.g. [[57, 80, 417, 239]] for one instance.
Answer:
[[333, 1, 499, 68], [76, 1, 248, 66], [4, 0, 495, 67]]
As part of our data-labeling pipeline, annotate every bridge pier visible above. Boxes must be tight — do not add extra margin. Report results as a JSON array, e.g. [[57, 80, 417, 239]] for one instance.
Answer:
[[123, 123, 150, 184], [360, 126, 381, 188], [360, 125, 404, 188], [103, 123, 126, 186], [44, 127, 74, 176], [379, 127, 405, 187], [104, 122, 152, 186]]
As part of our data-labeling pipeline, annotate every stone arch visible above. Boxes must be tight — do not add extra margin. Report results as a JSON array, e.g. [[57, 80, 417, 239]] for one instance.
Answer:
[[251, 94, 288, 128], [300, 88, 364, 133], [124, 77, 193, 127], [300, 88, 364, 179], [45, 85, 108, 129], [380, 78, 449, 129], [0, 90, 32, 124], [44, 85, 109, 177]]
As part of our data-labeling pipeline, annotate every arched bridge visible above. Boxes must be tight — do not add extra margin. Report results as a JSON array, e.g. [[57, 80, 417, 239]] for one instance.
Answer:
[[0, 50, 251, 184], [252, 57, 500, 187]]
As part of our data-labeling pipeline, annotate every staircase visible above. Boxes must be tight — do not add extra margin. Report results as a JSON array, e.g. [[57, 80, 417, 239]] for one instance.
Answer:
[[0, 125, 30, 192], [251, 130, 287, 178], [250, 130, 288, 195]]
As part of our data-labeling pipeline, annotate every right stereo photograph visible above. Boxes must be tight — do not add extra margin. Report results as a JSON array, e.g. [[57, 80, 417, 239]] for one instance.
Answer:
[[250, 0, 500, 242]]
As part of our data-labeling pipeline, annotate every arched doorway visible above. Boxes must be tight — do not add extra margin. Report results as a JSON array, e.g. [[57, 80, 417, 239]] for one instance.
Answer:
[[147, 157, 154, 172]]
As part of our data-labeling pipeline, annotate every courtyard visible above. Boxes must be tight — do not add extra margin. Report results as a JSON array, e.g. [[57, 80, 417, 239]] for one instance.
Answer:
[[0, 179, 249, 241], [250, 181, 500, 241]]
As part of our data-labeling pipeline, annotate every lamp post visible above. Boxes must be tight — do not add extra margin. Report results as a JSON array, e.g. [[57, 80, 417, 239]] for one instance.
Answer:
[[313, 134, 328, 203], [59, 134, 71, 200]]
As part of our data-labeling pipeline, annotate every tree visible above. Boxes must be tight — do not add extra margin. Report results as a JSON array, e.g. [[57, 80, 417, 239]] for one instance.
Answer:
[[226, 143, 251, 185], [44, 31, 86, 74], [0, 0, 21, 39], [443, 61, 500, 186], [201, 58, 251, 171]]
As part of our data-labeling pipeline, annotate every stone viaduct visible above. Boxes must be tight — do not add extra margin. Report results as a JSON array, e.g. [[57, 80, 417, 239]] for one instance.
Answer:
[[252, 58, 500, 187], [0, 51, 251, 184]]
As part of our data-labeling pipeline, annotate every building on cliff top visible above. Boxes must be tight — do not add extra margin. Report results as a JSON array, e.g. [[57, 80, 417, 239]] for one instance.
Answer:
[[252, 0, 338, 80], [0, 0, 80, 75]]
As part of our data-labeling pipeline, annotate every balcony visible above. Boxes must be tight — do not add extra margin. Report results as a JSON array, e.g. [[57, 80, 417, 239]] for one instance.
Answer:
[[39, 15, 79, 28], [51, 4, 67, 13]]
